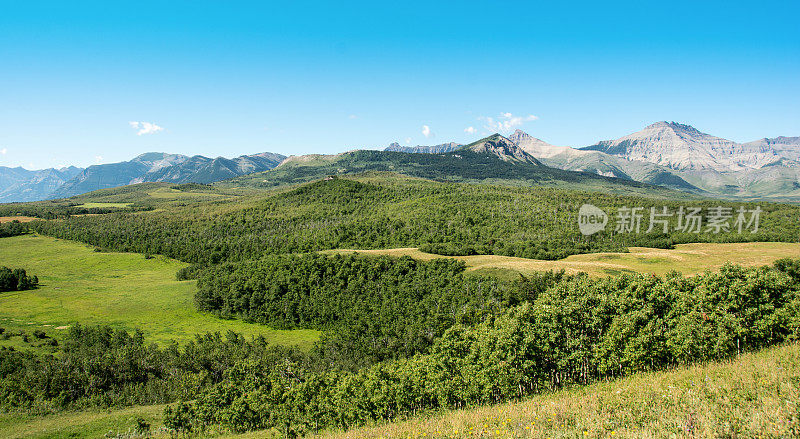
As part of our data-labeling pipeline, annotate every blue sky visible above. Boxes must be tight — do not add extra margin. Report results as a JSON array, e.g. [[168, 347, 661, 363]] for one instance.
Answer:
[[1, 1, 798, 169]]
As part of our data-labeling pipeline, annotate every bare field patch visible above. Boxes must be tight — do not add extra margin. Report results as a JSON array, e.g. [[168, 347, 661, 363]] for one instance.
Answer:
[[0, 216, 38, 223], [324, 242, 800, 277]]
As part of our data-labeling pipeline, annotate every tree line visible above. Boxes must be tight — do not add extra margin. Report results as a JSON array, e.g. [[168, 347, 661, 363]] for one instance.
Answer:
[[0, 325, 305, 412]]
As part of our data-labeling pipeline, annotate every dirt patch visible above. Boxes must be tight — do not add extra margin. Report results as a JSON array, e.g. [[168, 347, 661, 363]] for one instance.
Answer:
[[0, 216, 38, 223]]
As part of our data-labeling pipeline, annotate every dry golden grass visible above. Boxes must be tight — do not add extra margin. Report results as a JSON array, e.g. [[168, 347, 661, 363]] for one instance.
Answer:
[[311, 343, 800, 439], [0, 216, 38, 223], [324, 242, 800, 278]]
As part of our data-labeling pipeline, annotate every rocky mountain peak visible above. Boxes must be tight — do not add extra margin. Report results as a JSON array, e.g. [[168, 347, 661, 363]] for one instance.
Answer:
[[385, 142, 461, 154], [584, 122, 783, 172], [462, 134, 542, 165]]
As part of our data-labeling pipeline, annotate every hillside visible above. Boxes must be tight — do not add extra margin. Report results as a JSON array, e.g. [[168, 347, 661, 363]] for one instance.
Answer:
[[221, 136, 686, 198], [1, 298, 797, 439], [0, 234, 318, 348], [15, 173, 799, 266], [373, 125, 800, 199], [458, 134, 542, 164], [2, 173, 800, 438], [313, 343, 800, 439], [507, 130, 700, 192]]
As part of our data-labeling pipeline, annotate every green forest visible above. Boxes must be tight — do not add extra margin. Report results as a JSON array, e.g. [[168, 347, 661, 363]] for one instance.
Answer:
[[16, 176, 800, 264]]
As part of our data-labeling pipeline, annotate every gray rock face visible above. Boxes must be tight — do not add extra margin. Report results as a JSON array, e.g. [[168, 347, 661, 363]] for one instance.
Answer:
[[583, 121, 785, 172], [742, 136, 800, 162], [577, 123, 800, 198], [385, 142, 462, 154]]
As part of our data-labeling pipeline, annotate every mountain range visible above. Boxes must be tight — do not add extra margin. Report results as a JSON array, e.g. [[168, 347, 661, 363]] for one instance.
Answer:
[[0, 166, 83, 203], [221, 133, 686, 200], [385, 122, 800, 199], [0, 152, 285, 202], [2, 121, 797, 202]]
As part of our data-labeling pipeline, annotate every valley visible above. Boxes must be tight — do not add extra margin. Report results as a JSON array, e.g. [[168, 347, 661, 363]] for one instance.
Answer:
[[3, 4, 798, 438], [0, 137, 798, 439]]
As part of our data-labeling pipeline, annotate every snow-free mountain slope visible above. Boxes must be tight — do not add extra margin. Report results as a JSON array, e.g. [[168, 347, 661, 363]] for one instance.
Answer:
[[743, 136, 800, 162], [460, 134, 542, 164], [50, 151, 285, 199], [51, 153, 190, 199], [508, 129, 584, 159], [583, 121, 782, 172], [385, 142, 462, 154], [580, 122, 800, 198], [0, 166, 83, 203]]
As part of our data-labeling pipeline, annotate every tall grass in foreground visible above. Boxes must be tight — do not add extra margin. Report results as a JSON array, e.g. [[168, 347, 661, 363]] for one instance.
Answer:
[[312, 343, 800, 439]]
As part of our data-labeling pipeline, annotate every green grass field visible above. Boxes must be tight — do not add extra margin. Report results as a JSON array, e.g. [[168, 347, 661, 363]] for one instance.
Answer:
[[324, 241, 800, 279], [0, 405, 167, 439], [0, 235, 319, 349]]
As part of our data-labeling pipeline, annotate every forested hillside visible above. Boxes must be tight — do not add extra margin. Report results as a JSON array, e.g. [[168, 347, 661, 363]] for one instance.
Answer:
[[0, 258, 798, 438], [172, 260, 800, 436], [221, 149, 686, 197], [3, 172, 799, 437], [19, 175, 800, 265]]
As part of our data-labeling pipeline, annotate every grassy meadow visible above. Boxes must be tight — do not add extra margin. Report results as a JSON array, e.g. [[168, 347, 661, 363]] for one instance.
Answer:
[[0, 234, 319, 349], [0, 405, 167, 439], [325, 241, 800, 279]]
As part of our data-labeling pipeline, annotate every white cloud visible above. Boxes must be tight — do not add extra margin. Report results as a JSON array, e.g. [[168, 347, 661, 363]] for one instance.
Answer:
[[0, 148, 7, 155], [348, 114, 358, 120], [95, 155, 103, 164], [129, 121, 164, 136], [479, 113, 538, 133], [464, 126, 477, 135], [422, 125, 433, 138], [405, 137, 412, 144]]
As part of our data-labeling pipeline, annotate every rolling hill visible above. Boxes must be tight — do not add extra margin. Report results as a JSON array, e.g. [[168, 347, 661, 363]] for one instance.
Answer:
[[222, 134, 685, 198]]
